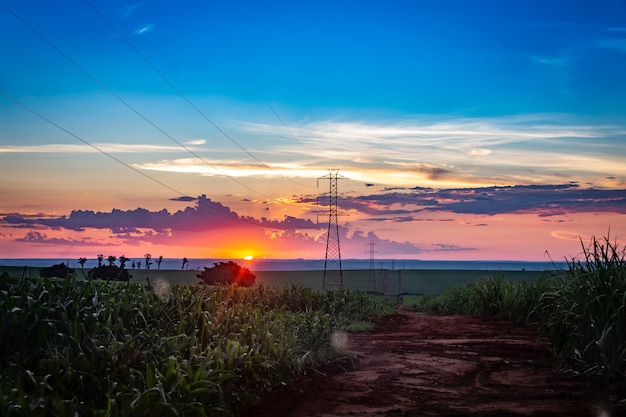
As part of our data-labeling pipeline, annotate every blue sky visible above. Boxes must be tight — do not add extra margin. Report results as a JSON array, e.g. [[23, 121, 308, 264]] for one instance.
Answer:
[[1, 0, 625, 261]]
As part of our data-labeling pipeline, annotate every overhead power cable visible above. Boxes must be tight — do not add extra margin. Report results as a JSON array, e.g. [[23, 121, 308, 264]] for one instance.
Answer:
[[0, 90, 267, 229], [83, 0, 313, 188], [0, 1, 271, 200], [213, 32, 301, 145]]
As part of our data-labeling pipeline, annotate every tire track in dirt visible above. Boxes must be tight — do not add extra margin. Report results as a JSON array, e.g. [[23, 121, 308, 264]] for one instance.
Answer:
[[245, 311, 622, 417]]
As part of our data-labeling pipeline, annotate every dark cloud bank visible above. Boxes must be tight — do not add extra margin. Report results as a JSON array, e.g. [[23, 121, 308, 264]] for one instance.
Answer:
[[2, 185, 624, 255], [3, 185, 624, 233], [3, 195, 319, 233], [341, 183, 626, 219]]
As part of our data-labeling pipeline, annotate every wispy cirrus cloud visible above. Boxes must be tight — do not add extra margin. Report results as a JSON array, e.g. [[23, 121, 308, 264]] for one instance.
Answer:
[[596, 37, 626, 53], [134, 24, 154, 35], [0, 143, 192, 153], [238, 116, 626, 188], [121, 4, 140, 18]]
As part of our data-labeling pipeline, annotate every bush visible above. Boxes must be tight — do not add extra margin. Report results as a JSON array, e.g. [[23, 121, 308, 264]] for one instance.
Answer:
[[534, 236, 626, 382], [40, 262, 75, 278], [197, 261, 255, 287], [88, 265, 130, 281]]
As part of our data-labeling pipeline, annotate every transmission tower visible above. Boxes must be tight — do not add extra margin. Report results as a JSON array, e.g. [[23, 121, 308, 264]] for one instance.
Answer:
[[366, 240, 378, 292], [318, 169, 347, 289]]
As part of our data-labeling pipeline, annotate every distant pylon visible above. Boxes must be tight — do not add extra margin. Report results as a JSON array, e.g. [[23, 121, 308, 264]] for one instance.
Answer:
[[366, 240, 377, 292], [318, 169, 347, 289]]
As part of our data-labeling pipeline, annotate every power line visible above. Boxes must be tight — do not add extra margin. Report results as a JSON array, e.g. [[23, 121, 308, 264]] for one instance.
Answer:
[[0, 90, 267, 229], [0, 0, 271, 200], [213, 31, 301, 145], [0, 90, 184, 197], [83, 0, 313, 189]]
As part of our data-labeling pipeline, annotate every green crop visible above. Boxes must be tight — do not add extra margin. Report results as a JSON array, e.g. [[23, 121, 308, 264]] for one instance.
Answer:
[[534, 236, 626, 382], [410, 273, 552, 324], [0, 276, 393, 416]]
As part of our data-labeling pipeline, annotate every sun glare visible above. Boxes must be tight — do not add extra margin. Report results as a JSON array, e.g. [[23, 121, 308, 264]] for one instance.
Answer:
[[243, 255, 254, 261]]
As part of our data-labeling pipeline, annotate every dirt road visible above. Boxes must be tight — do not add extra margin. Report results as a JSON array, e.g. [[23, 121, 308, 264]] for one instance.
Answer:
[[245, 311, 623, 417]]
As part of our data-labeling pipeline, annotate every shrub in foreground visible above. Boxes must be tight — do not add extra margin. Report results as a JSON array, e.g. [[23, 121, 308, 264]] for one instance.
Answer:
[[87, 264, 130, 281], [415, 273, 552, 324], [534, 236, 626, 382], [39, 262, 74, 278], [198, 261, 255, 287]]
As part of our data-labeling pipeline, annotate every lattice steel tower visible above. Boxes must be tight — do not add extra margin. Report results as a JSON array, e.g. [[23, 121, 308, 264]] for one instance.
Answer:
[[366, 240, 377, 292], [319, 169, 346, 289]]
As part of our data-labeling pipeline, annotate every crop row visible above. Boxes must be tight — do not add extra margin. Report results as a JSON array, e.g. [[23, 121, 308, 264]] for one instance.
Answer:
[[0, 277, 394, 416]]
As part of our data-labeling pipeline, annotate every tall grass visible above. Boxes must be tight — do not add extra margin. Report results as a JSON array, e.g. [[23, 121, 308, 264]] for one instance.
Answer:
[[409, 273, 552, 324], [0, 277, 394, 416], [535, 236, 626, 382], [411, 235, 626, 384]]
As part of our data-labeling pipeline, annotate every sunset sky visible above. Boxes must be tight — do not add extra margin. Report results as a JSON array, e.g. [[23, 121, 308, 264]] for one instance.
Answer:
[[1, 0, 625, 262]]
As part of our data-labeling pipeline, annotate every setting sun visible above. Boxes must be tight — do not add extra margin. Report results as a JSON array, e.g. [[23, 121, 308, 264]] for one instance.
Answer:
[[243, 255, 254, 261]]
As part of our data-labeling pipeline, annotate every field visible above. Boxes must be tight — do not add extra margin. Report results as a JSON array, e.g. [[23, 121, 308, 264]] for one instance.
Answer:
[[0, 265, 544, 295], [2, 239, 624, 415], [0, 274, 395, 416]]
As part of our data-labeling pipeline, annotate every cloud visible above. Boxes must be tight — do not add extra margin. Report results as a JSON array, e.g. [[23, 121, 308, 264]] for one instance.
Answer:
[[134, 24, 154, 35], [428, 243, 477, 253], [596, 38, 626, 53], [6, 185, 621, 241], [237, 116, 626, 188], [121, 4, 140, 18], [340, 184, 626, 218], [186, 139, 207, 145], [1, 195, 321, 234], [469, 149, 491, 157], [1, 199, 432, 257], [170, 196, 197, 202], [16, 231, 111, 246], [0, 143, 187, 153], [549, 230, 590, 243]]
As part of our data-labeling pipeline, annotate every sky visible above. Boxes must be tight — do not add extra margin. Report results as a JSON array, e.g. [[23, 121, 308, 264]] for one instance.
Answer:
[[1, 0, 625, 262]]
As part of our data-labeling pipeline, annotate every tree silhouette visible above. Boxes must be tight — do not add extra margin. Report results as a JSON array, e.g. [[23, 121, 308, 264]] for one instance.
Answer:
[[197, 261, 255, 287], [157, 255, 163, 270], [97, 254, 104, 267], [119, 255, 129, 269], [88, 264, 130, 281], [144, 254, 152, 269], [107, 255, 117, 266], [77, 257, 87, 269], [41, 263, 74, 278], [182, 257, 189, 270]]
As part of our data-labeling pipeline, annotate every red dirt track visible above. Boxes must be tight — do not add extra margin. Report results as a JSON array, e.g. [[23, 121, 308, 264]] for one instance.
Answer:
[[245, 311, 623, 417]]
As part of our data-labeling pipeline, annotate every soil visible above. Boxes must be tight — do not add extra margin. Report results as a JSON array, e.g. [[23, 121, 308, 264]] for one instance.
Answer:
[[244, 310, 625, 417]]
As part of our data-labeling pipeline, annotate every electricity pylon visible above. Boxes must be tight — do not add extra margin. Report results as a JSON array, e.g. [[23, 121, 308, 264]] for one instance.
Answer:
[[366, 240, 377, 292], [318, 169, 347, 289]]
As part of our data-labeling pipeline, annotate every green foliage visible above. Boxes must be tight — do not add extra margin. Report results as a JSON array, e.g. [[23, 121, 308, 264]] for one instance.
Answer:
[[197, 261, 256, 287], [413, 235, 626, 386], [88, 265, 130, 281], [0, 276, 391, 416], [411, 274, 552, 324], [39, 263, 75, 278], [534, 236, 626, 382]]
